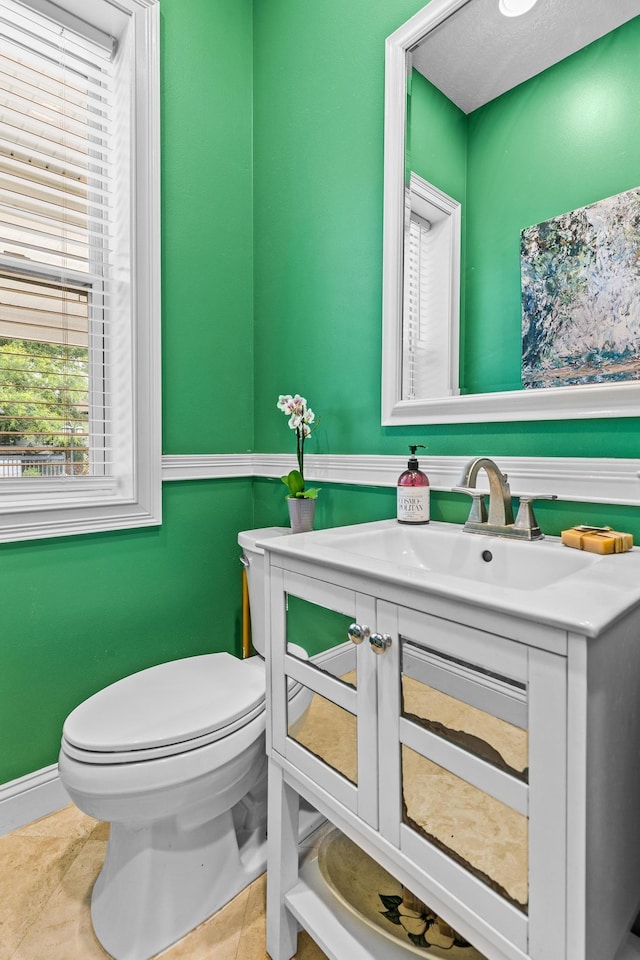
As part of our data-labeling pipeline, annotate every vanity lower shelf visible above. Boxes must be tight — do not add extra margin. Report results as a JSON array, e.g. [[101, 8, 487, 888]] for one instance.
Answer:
[[287, 854, 423, 960], [289, 851, 640, 960]]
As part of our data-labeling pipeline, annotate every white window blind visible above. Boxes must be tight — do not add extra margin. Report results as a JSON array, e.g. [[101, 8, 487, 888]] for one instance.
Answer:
[[0, 0, 113, 478], [403, 212, 432, 401]]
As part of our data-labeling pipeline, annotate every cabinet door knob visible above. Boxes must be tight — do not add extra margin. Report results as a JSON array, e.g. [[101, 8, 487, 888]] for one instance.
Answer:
[[370, 633, 392, 655], [348, 623, 370, 644]]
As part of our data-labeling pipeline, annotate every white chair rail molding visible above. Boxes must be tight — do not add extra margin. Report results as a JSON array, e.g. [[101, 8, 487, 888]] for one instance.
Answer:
[[160, 453, 640, 507]]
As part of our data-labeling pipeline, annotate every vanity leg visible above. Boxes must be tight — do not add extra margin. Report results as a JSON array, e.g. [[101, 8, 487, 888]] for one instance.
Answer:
[[266, 759, 300, 960]]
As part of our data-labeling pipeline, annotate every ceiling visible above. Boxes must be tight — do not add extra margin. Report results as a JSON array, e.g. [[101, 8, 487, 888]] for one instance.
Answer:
[[411, 0, 640, 114]]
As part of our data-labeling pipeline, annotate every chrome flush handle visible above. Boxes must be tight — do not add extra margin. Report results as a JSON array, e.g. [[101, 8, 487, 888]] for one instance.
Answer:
[[369, 633, 392, 655], [348, 623, 370, 645]]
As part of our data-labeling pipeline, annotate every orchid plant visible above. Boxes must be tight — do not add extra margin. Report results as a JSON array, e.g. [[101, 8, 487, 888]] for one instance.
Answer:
[[277, 393, 320, 499]]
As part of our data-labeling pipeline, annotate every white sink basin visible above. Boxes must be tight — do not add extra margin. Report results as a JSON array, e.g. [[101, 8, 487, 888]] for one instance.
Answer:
[[314, 523, 597, 591], [260, 519, 640, 637]]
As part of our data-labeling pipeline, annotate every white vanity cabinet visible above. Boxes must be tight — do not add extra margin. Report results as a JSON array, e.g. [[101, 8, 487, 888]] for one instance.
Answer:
[[263, 533, 640, 960]]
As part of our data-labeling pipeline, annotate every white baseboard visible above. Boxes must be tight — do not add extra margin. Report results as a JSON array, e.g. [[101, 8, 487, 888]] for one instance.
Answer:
[[0, 764, 69, 836]]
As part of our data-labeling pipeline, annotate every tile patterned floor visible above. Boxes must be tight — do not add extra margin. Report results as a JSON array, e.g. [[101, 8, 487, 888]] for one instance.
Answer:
[[0, 804, 328, 960]]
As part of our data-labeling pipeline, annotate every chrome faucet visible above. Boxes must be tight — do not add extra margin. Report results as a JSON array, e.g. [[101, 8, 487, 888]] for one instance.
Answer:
[[454, 457, 556, 540]]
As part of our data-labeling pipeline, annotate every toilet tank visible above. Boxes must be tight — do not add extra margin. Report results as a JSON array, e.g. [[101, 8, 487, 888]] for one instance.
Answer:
[[238, 527, 289, 657]]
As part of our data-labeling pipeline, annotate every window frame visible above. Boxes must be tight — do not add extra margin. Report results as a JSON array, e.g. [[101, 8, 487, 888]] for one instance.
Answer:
[[0, 0, 161, 543]]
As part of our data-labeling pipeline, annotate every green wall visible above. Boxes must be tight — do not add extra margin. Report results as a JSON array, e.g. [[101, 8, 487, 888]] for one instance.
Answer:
[[162, 0, 254, 453], [408, 68, 467, 204], [0, 0, 255, 787], [253, 0, 426, 459], [1, 480, 253, 782]]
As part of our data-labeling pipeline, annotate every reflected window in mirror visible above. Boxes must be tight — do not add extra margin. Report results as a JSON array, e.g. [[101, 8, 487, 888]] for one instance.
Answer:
[[402, 174, 460, 400]]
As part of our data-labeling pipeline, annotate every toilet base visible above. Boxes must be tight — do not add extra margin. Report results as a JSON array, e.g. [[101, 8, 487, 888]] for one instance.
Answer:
[[92, 803, 266, 960], [90, 777, 324, 960]]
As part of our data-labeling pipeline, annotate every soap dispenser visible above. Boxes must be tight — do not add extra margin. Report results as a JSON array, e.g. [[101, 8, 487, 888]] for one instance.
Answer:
[[397, 445, 429, 524]]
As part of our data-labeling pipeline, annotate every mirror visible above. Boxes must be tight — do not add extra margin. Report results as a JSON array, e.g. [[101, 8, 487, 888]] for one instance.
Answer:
[[382, 0, 640, 425]]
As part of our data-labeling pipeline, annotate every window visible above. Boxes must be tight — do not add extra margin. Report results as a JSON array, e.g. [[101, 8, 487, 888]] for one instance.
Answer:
[[401, 173, 461, 402], [0, 0, 160, 542]]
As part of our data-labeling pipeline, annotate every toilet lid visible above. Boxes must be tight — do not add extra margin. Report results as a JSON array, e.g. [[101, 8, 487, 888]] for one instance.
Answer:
[[63, 654, 266, 754]]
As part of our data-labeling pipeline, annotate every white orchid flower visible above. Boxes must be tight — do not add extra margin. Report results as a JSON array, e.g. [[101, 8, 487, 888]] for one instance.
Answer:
[[277, 391, 320, 499]]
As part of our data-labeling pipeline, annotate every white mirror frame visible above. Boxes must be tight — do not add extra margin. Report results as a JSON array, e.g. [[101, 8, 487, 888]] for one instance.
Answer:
[[381, 0, 640, 426]]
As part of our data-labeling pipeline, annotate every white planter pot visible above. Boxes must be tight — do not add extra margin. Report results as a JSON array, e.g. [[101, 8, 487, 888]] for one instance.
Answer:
[[287, 497, 317, 534]]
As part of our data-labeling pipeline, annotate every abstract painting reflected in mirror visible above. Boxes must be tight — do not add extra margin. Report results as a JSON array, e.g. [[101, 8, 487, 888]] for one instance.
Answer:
[[521, 186, 640, 389]]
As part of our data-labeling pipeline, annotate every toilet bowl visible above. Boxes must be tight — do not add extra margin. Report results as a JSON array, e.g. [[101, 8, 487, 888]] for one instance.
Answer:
[[58, 527, 314, 960]]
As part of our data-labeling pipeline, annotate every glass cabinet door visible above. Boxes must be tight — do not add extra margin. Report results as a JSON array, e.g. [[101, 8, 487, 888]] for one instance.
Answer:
[[400, 636, 529, 914], [377, 605, 533, 954], [268, 566, 378, 826], [285, 591, 358, 785]]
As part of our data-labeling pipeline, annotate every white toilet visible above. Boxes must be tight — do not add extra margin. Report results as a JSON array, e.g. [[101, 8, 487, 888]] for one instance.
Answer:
[[59, 528, 312, 960]]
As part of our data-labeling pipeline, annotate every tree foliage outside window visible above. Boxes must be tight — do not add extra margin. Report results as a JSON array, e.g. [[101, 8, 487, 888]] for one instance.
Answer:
[[0, 337, 89, 475]]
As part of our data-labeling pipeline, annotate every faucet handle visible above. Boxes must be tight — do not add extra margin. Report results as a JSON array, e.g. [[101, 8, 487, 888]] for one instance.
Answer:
[[513, 494, 558, 540], [452, 486, 488, 524]]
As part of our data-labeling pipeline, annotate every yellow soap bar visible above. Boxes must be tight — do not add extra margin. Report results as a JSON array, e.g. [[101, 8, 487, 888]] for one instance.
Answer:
[[561, 525, 633, 554]]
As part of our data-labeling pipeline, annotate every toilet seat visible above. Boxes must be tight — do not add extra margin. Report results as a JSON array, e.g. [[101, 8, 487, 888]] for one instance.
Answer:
[[61, 652, 305, 766], [59, 679, 313, 819], [62, 653, 269, 763]]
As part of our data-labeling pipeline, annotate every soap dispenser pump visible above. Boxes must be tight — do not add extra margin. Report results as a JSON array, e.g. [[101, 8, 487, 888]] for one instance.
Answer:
[[397, 445, 429, 525]]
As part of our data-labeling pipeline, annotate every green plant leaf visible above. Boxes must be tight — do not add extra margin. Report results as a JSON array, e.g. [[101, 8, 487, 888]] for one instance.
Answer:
[[299, 487, 320, 499], [281, 469, 305, 496]]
